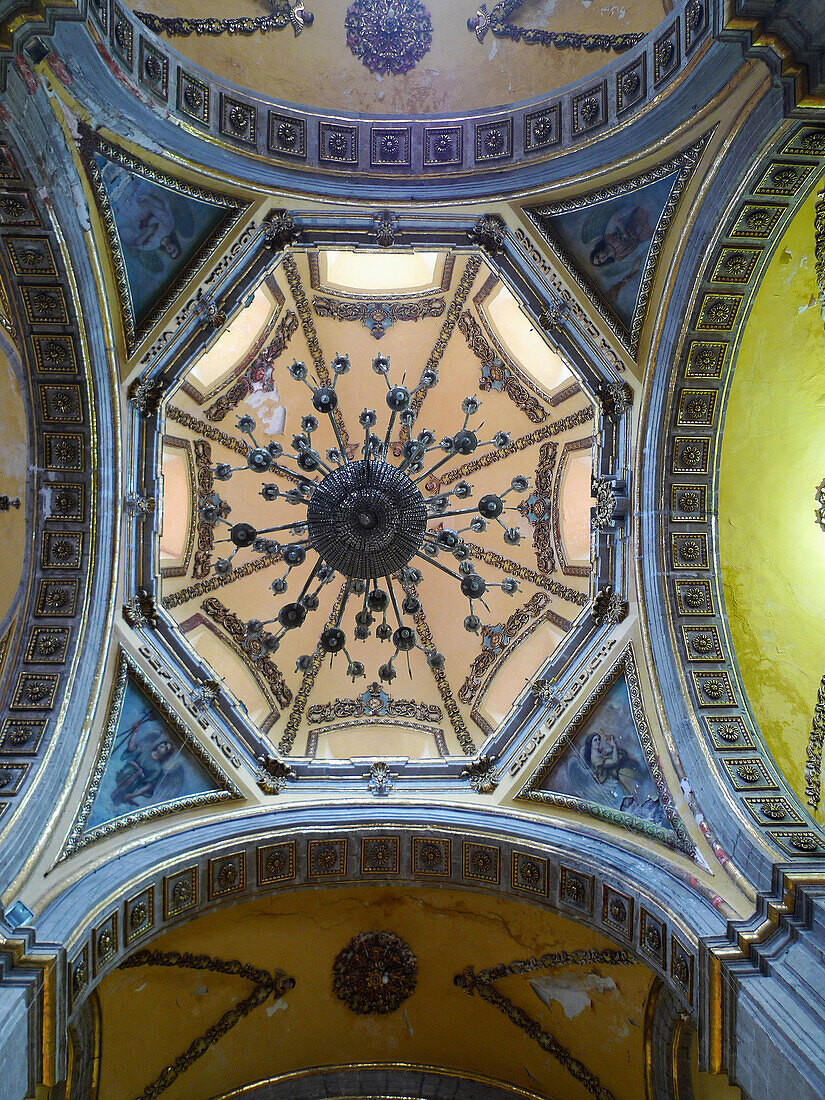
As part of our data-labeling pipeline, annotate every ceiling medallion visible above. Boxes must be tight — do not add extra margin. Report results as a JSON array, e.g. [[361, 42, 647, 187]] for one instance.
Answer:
[[332, 931, 417, 1014], [214, 352, 529, 684], [345, 0, 433, 75]]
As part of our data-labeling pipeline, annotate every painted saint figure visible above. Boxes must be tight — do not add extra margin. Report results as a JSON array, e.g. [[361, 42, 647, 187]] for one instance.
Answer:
[[583, 729, 641, 796], [111, 706, 184, 807], [588, 206, 654, 268]]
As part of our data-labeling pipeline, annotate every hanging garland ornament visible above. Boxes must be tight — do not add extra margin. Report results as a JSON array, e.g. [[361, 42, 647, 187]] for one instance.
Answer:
[[206, 350, 530, 686], [468, 0, 644, 51], [333, 931, 417, 1014], [135, 1, 313, 37], [346, 0, 433, 75]]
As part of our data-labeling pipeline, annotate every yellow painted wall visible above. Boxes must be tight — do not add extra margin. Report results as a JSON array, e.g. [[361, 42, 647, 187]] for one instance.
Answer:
[[95, 885, 655, 1100], [718, 181, 825, 813]]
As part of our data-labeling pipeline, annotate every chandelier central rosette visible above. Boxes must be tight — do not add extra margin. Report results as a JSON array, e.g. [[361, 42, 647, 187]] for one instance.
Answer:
[[207, 352, 530, 684]]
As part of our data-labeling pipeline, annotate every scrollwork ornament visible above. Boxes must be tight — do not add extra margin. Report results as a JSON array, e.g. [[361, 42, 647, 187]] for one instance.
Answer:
[[805, 670, 825, 811], [592, 585, 628, 626], [123, 588, 158, 629], [468, 214, 507, 254], [460, 754, 500, 793], [263, 210, 300, 251], [128, 376, 164, 417], [366, 760, 395, 796], [256, 754, 295, 794], [371, 209, 398, 247]]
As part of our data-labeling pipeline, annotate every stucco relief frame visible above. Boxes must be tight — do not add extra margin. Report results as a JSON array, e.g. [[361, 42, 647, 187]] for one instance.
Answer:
[[517, 644, 696, 856], [58, 648, 241, 860]]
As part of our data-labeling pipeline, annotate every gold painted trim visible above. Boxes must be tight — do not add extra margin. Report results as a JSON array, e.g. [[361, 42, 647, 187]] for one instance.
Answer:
[[643, 977, 661, 1100], [215, 1062, 549, 1100]]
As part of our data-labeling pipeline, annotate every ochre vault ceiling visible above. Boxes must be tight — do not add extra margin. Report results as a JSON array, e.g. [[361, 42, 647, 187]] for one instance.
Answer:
[[92, 885, 658, 1100], [126, 0, 667, 114]]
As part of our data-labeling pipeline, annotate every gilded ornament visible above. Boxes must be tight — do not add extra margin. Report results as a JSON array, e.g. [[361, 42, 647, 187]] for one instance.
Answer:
[[468, 214, 507, 254], [263, 210, 299, 251], [654, 39, 674, 66], [135, 4, 312, 38], [32, 290, 58, 313], [217, 862, 238, 889], [690, 634, 714, 654], [183, 83, 203, 110], [771, 166, 798, 187], [97, 928, 114, 958], [715, 720, 741, 742], [265, 848, 289, 877], [686, 0, 703, 28], [371, 209, 398, 247], [760, 799, 787, 820], [345, 0, 433, 75], [44, 339, 67, 364], [54, 439, 77, 463], [684, 398, 708, 420], [645, 924, 662, 951], [256, 754, 295, 794], [0, 197, 26, 218], [672, 953, 690, 985], [51, 539, 74, 561], [45, 587, 69, 609], [701, 677, 725, 699], [332, 931, 417, 1014], [678, 491, 700, 512], [228, 105, 249, 132], [621, 71, 640, 96], [123, 588, 158, 629], [144, 53, 163, 82], [579, 97, 599, 124], [609, 898, 627, 923], [72, 961, 88, 996], [129, 902, 148, 929], [800, 131, 825, 153], [736, 763, 761, 784], [418, 840, 444, 868], [679, 445, 702, 468], [789, 833, 819, 852], [25, 681, 50, 703], [128, 376, 164, 417], [563, 874, 585, 903], [722, 251, 750, 278], [519, 859, 541, 886], [745, 208, 773, 233], [171, 879, 191, 906], [592, 585, 628, 626]]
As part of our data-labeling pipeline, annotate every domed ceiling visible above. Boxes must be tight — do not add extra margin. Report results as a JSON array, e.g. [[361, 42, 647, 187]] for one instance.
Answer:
[[3, 3, 825, 1097], [158, 246, 595, 759]]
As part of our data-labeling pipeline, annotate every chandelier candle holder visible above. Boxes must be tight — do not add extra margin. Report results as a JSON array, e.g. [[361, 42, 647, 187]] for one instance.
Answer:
[[205, 352, 531, 683]]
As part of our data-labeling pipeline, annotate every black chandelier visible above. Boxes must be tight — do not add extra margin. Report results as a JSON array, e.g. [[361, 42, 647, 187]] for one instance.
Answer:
[[204, 352, 531, 683]]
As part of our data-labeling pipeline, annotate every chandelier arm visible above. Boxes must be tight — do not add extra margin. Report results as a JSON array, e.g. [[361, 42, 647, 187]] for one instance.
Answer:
[[324, 408, 349, 459], [294, 556, 322, 604], [413, 451, 455, 485], [413, 551, 463, 582], [382, 409, 398, 459], [385, 575, 404, 629]]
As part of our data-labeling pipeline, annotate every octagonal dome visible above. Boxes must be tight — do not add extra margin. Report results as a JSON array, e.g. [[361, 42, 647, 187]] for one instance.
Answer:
[[155, 245, 600, 761]]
